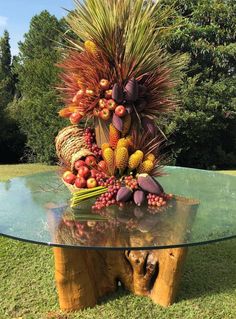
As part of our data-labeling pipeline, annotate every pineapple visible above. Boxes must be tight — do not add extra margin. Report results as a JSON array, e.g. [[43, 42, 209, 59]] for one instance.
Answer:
[[128, 150, 144, 170], [109, 124, 120, 149], [115, 147, 129, 170], [137, 160, 154, 174]]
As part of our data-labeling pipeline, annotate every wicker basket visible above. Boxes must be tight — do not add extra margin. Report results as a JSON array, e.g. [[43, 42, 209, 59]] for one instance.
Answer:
[[63, 180, 79, 194], [55, 125, 93, 170]]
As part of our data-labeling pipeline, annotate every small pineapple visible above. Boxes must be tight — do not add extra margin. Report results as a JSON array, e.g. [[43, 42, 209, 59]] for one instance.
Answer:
[[137, 160, 154, 174], [128, 150, 144, 170], [109, 124, 120, 149], [101, 143, 110, 153], [144, 153, 156, 162], [122, 114, 132, 137], [103, 147, 114, 175], [115, 147, 129, 170], [117, 138, 130, 149], [126, 135, 133, 147]]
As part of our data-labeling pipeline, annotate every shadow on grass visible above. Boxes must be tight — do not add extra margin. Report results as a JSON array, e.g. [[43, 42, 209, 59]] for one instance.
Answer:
[[178, 239, 236, 301]]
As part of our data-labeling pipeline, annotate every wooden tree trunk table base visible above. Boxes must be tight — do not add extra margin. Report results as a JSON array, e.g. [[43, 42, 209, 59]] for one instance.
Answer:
[[53, 246, 188, 312]]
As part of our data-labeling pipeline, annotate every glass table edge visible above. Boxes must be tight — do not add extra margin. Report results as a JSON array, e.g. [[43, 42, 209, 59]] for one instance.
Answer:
[[1, 232, 236, 251]]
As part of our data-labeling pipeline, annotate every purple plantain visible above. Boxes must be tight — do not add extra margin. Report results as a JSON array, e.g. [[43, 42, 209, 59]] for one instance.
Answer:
[[116, 186, 133, 202], [137, 173, 164, 195], [136, 99, 147, 112], [112, 113, 123, 132], [112, 83, 124, 104], [125, 77, 139, 101], [134, 190, 146, 206], [138, 84, 147, 97]]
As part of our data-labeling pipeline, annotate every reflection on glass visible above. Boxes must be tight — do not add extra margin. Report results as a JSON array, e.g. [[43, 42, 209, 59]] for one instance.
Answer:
[[0, 167, 235, 249]]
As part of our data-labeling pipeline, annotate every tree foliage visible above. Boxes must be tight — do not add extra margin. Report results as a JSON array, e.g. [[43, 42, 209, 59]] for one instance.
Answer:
[[162, 0, 236, 169], [0, 31, 25, 163], [12, 11, 66, 163]]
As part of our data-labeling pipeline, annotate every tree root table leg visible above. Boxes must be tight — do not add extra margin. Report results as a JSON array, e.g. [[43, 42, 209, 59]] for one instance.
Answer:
[[53, 246, 187, 311]]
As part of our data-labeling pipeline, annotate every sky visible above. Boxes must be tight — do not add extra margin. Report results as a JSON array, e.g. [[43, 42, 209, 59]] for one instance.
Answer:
[[0, 0, 74, 56]]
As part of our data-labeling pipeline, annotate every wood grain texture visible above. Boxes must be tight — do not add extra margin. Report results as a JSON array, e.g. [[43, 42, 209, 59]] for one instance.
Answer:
[[53, 197, 199, 311]]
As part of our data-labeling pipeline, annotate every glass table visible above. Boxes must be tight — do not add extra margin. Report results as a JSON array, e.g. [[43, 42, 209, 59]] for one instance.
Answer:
[[0, 166, 235, 311]]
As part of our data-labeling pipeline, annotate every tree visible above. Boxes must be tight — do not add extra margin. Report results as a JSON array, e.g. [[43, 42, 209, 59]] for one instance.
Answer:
[[0, 30, 26, 163], [13, 11, 66, 163], [0, 30, 14, 110], [161, 0, 236, 169]]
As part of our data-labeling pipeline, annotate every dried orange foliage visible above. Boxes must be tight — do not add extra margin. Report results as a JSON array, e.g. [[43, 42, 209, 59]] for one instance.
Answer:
[[57, 50, 115, 117]]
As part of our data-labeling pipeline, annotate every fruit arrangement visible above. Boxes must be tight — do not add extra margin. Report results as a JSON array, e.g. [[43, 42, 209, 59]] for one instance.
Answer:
[[55, 0, 187, 215]]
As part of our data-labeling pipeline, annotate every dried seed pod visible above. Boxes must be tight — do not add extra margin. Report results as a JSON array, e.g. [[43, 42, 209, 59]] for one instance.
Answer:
[[137, 173, 164, 195], [115, 147, 129, 170], [84, 40, 99, 55], [116, 187, 133, 202], [137, 160, 154, 174], [128, 150, 144, 170], [109, 124, 120, 149], [112, 83, 124, 104], [122, 114, 132, 137], [125, 78, 139, 101], [112, 113, 123, 132]]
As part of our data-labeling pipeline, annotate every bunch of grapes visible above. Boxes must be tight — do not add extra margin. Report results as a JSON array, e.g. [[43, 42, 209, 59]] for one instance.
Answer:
[[124, 175, 138, 190], [84, 127, 102, 158], [147, 193, 173, 208], [94, 173, 116, 187], [92, 182, 121, 210]]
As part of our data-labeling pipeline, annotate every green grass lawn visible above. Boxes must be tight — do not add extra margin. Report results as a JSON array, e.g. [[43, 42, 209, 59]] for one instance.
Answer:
[[0, 165, 236, 319]]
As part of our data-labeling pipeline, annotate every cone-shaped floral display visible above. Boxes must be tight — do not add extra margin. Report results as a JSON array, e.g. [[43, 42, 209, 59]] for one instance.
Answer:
[[55, 0, 187, 210]]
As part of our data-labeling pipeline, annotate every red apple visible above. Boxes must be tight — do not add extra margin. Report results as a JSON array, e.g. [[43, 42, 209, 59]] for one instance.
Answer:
[[100, 79, 110, 90], [98, 98, 107, 109], [85, 155, 97, 167], [90, 169, 99, 178], [77, 166, 90, 179], [86, 89, 94, 96], [77, 89, 85, 97], [98, 160, 107, 171], [99, 108, 111, 121], [75, 176, 87, 188], [115, 105, 126, 117], [105, 89, 112, 99], [72, 89, 84, 103], [63, 171, 76, 185], [70, 112, 83, 124], [74, 160, 86, 171], [93, 108, 100, 117], [87, 178, 97, 189], [107, 99, 117, 111]]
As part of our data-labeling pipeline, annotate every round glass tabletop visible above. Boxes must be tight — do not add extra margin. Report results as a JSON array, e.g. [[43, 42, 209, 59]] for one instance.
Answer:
[[0, 166, 235, 250]]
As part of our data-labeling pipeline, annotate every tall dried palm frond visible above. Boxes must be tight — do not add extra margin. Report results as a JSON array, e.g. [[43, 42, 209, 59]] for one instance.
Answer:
[[65, 0, 187, 83]]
